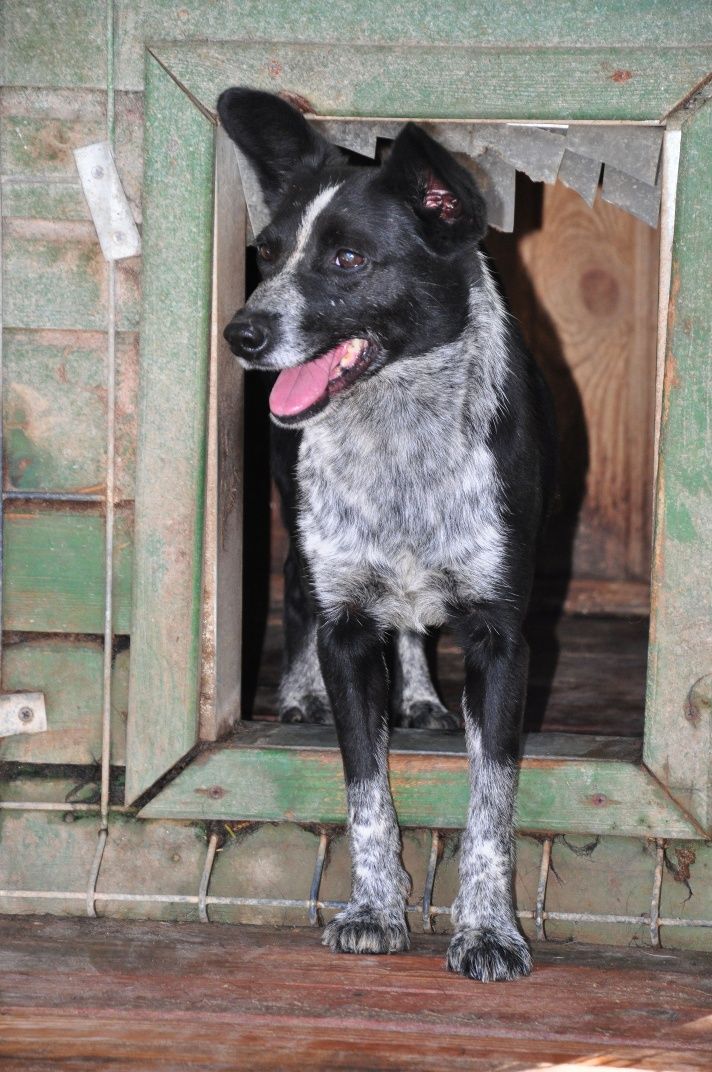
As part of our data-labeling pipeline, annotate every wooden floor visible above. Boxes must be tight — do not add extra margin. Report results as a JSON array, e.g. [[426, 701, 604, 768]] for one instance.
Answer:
[[2, 917, 711, 1071]]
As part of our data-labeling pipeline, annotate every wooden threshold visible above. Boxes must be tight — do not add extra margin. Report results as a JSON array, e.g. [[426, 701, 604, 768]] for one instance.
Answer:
[[140, 725, 701, 838]]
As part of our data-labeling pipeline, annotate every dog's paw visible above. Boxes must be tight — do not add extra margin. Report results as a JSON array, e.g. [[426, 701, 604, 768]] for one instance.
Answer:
[[280, 693, 333, 724], [323, 905, 409, 955], [446, 926, 532, 982], [398, 699, 461, 731]]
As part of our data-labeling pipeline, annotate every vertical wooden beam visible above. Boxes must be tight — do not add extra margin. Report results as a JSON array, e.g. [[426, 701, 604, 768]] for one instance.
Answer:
[[125, 55, 214, 803], [199, 127, 245, 741], [645, 98, 712, 834]]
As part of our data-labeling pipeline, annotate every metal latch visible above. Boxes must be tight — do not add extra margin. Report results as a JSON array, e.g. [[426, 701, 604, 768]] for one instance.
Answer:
[[0, 693, 47, 738]]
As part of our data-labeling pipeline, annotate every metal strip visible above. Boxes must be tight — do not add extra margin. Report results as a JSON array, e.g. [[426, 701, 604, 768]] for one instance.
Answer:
[[653, 129, 682, 489], [99, 0, 118, 834], [650, 838, 665, 947], [0, 692, 47, 738], [1, 882, 711, 931], [308, 831, 329, 926], [74, 143, 141, 262], [3, 491, 104, 503], [535, 836, 553, 941], [86, 828, 108, 917], [198, 833, 219, 922], [422, 830, 440, 933]]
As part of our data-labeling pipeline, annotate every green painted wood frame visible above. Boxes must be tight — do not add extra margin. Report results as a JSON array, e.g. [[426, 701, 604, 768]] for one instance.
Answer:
[[126, 41, 712, 839]]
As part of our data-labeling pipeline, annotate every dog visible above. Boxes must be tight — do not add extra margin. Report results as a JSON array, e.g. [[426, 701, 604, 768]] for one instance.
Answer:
[[218, 87, 557, 982]]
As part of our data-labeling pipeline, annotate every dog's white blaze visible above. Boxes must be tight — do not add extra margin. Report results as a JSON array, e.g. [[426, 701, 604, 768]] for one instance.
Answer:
[[288, 184, 341, 269]]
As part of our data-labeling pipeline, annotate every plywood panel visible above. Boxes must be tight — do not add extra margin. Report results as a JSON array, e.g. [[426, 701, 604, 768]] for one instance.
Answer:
[[489, 179, 658, 585]]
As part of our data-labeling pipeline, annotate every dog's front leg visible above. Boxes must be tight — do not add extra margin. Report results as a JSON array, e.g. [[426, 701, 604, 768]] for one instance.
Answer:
[[447, 605, 532, 982], [317, 611, 410, 954]]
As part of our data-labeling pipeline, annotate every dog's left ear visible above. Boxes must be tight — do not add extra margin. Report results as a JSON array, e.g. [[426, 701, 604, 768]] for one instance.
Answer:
[[379, 123, 487, 247], [217, 87, 344, 209]]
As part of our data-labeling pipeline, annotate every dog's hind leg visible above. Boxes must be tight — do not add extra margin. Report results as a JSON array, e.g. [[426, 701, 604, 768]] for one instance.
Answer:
[[446, 603, 532, 982], [272, 424, 332, 724], [278, 549, 332, 723], [393, 630, 459, 730], [318, 610, 410, 954]]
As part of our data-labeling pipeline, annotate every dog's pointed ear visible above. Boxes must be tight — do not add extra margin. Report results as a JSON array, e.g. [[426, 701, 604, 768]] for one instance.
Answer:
[[380, 123, 487, 247], [217, 87, 344, 208]]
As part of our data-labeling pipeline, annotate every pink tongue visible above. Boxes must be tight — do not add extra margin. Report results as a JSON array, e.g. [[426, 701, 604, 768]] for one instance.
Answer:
[[269, 344, 347, 417]]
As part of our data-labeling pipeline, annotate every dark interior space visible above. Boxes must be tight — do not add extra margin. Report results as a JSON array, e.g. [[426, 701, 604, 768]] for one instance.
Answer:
[[238, 159, 658, 740]]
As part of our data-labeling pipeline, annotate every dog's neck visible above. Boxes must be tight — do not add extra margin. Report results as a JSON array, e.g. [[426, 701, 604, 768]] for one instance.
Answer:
[[301, 252, 510, 461]]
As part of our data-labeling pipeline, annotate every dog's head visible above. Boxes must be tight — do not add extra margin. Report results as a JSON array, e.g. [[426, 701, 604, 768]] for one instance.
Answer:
[[219, 87, 487, 426]]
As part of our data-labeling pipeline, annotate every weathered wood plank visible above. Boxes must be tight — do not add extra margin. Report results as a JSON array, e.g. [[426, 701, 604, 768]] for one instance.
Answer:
[[2, 219, 105, 330], [2, 220, 140, 332], [0, 639, 128, 765], [2, 917, 712, 1072], [2, 328, 134, 499], [3, 508, 133, 635], [114, 91, 144, 225], [140, 741, 701, 837], [125, 57, 214, 803], [1, 2, 107, 88], [1, 182, 89, 221], [153, 41, 712, 122], [199, 127, 245, 740], [0, 88, 106, 178], [95, 814, 206, 922], [0, 802, 100, 917], [644, 99, 712, 835], [114, 2, 712, 91]]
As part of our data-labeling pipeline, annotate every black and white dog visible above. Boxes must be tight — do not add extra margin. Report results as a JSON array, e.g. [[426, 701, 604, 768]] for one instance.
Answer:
[[218, 88, 557, 982]]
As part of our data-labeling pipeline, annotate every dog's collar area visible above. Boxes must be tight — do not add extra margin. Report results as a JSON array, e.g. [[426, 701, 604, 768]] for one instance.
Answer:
[[269, 337, 376, 419]]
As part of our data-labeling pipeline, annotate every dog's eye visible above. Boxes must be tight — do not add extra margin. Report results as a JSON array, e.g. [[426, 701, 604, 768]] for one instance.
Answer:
[[257, 244, 274, 262], [334, 249, 366, 269]]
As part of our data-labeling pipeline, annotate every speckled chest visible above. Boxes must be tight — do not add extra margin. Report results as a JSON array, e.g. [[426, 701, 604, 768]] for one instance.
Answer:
[[295, 352, 506, 631]]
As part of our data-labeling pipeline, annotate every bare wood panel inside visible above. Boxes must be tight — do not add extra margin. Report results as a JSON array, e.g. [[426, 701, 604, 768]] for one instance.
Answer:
[[487, 178, 659, 585]]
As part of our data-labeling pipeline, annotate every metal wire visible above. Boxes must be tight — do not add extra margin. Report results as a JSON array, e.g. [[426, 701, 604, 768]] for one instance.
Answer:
[[2, 830, 711, 938], [198, 833, 219, 922], [99, 0, 118, 836], [86, 828, 108, 917], [650, 838, 665, 946], [2, 491, 104, 503], [535, 836, 553, 940], [422, 829, 440, 932], [308, 831, 329, 925]]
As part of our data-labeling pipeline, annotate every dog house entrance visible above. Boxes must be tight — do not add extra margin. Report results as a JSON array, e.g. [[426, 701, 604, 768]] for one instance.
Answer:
[[131, 91, 687, 834], [235, 117, 663, 742]]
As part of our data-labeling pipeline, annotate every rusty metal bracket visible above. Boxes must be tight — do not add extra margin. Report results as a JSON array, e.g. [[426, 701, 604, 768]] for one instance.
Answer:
[[0, 692, 47, 738]]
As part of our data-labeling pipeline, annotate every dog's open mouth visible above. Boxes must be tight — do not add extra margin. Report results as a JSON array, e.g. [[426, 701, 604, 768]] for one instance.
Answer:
[[269, 338, 375, 419]]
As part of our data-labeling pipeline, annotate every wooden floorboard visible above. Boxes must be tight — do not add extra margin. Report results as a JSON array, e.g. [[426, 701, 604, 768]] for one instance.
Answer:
[[1, 917, 712, 1070]]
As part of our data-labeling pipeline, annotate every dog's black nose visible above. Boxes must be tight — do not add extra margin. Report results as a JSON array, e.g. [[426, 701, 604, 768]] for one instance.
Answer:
[[224, 313, 272, 359]]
